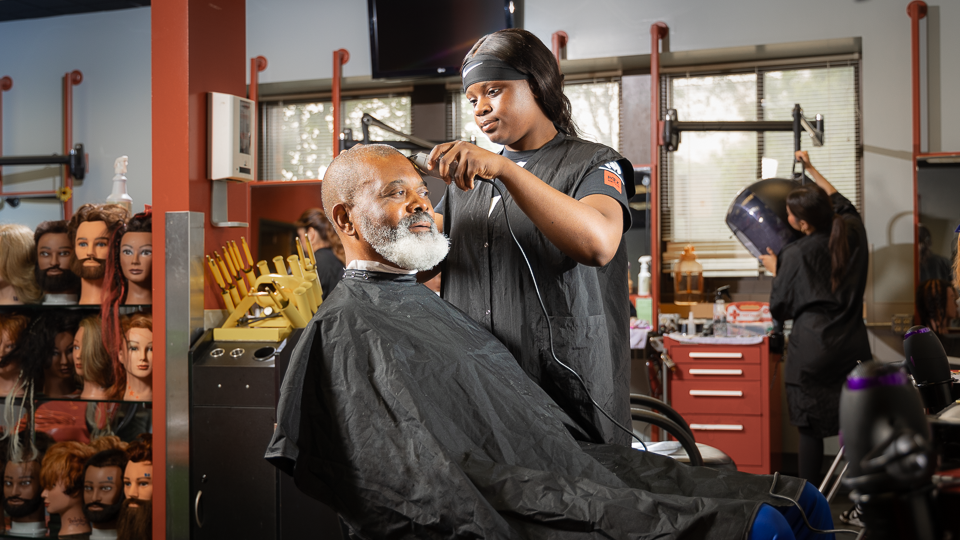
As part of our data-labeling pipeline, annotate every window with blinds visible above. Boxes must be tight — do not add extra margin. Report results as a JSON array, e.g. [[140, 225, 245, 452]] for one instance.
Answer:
[[451, 79, 622, 152], [661, 63, 860, 276], [260, 96, 412, 181]]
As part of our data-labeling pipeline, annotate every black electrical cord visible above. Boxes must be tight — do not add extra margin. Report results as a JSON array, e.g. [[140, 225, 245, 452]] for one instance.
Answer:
[[477, 177, 647, 452], [766, 472, 860, 535]]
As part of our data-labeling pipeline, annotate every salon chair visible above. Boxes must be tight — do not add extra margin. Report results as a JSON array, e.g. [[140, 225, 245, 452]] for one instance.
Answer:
[[629, 393, 736, 470]]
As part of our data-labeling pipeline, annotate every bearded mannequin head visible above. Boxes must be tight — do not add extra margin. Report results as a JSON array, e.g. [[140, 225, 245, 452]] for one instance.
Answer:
[[4, 431, 55, 533], [68, 204, 129, 305], [118, 434, 152, 540], [34, 220, 81, 300], [83, 448, 128, 532]]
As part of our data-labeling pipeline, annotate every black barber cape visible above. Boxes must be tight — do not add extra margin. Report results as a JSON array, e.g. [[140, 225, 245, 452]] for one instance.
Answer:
[[770, 191, 872, 437], [439, 133, 633, 446], [266, 273, 803, 539]]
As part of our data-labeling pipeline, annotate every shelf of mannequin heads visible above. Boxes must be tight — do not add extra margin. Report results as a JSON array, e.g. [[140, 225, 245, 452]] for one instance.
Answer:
[[0, 203, 153, 539]]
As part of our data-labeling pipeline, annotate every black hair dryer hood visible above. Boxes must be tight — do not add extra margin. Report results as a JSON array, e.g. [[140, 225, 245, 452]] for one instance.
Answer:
[[726, 178, 803, 258]]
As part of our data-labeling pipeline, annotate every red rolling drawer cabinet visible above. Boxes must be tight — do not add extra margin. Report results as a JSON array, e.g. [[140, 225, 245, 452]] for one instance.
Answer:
[[664, 336, 782, 474]]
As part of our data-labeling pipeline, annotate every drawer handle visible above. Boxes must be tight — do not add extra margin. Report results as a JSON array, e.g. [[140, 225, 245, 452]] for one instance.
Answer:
[[689, 390, 743, 397], [690, 423, 744, 431], [689, 352, 743, 359], [689, 369, 743, 376]]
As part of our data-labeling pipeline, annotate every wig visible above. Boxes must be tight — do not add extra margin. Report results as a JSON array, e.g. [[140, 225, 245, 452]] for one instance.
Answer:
[[102, 211, 152, 384], [125, 433, 151, 464], [295, 208, 345, 263], [78, 316, 117, 394], [67, 203, 130, 248], [0, 224, 42, 304], [89, 435, 128, 454], [84, 448, 128, 475], [40, 440, 96, 496], [0, 314, 31, 353], [7, 430, 54, 465], [462, 28, 578, 137]]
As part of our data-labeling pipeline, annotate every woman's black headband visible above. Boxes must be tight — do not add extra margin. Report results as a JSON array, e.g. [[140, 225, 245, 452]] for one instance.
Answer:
[[461, 54, 531, 94]]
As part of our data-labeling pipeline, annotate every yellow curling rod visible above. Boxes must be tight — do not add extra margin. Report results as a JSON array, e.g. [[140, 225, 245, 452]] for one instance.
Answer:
[[287, 255, 305, 279], [270, 280, 307, 328], [241, 237, 255, 267], [303, 236, 317, 270], [296, 237, 311, 273], [257, 260, 271, 277], [293, 287, 312, 322], [216, 254, 242, 306], [221, 247, 238, 278], [301, 280, 320, 313], [273, 256, 287, 276], [304, 270, 322, 306], [207, 256, 235, 311], [233, 241, 256, 289]]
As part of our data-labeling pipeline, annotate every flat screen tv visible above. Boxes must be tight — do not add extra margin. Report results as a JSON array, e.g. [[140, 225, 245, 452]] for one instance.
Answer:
[[368, 0, 515, 80]]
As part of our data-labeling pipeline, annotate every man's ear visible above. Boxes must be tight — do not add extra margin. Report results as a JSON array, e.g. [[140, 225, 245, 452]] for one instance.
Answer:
[[331, 203, 358, 238]]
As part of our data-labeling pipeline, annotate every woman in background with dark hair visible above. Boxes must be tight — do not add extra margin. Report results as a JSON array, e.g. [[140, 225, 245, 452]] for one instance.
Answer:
[[762, 151, 871, 486], [421, 28, 634, 446], [295, 208, 344, 300]]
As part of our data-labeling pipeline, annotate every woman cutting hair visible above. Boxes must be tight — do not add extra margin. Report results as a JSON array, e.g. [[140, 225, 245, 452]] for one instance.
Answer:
[[762, 151, 872, 484], [421, 29, 634, 445]]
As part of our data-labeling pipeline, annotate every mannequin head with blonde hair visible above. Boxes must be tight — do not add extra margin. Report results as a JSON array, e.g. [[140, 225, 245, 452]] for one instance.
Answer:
[[0, 224, 42, 305]]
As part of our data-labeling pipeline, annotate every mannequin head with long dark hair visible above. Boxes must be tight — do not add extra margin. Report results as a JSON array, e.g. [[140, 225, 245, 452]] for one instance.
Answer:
[[785, 183, 848, 292], [917, 279, 958, 334], [462, 28, 578, 138]]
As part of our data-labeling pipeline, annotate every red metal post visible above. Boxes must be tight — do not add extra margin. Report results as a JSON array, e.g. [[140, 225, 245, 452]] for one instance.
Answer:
[[0, 76, 11, 190], [249, 56, 267, 181], [332, 48, 350, 159], [650, 22, 668, 327], [63, 70, 82, 217], [551, 31, 568, 69], [908, 1, 926, 307]]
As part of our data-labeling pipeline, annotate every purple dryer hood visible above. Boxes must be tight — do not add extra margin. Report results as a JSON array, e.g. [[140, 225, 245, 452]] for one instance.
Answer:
[[726, 178, 803, 258]]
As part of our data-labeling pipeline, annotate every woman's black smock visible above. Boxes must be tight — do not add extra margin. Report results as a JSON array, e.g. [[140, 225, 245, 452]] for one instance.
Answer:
[[438, 133, 633, 446], [770, 192, 872, 437]]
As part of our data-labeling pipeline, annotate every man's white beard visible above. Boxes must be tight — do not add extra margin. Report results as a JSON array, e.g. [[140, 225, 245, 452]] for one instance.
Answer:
[[357, 212, 449, 272]]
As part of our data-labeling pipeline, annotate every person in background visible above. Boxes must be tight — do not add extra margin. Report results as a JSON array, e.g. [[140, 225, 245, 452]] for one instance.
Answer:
[[919, 224, 953, 284], [917, 279, 960, 356], [0, 224, 42, 305], [761, 150, 871, 487], [295, 208, 345, 301]]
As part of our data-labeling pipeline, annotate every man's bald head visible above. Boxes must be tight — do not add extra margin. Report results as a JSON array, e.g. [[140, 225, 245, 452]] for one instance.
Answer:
[[321, 144, 405, 224]]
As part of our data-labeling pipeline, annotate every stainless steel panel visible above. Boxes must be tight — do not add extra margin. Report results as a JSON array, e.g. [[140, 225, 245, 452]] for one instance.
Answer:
[[166, 211, 205, 539]]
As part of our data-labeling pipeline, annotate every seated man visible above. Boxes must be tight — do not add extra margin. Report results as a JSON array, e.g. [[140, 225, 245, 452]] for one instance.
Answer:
[[266, 145, 834, 540]]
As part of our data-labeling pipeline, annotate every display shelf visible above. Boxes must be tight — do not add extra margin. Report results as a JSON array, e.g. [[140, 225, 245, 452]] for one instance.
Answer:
[[1, 395, 151, 406]]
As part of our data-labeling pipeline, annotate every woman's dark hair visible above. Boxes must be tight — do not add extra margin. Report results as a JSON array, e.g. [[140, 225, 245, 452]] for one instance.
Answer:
[[786, 183, 848, 293], [295, 208, 345, 264], [4, 312, 80, 385], [462, 28, 578, 137], [917, 279, 954, 333]]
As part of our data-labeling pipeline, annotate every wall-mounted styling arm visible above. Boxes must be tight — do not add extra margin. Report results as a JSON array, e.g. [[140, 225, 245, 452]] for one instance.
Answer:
[[661, 103, 823, 153], [341, 113, 438, 152]]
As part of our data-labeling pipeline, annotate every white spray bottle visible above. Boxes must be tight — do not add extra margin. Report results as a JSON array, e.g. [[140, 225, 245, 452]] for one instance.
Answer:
[[107, 156, 133, 213], [638, 256, 652, 297]]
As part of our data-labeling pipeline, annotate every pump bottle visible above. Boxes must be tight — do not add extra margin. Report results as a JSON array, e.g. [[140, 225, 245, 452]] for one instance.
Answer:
[[107, 156, 133, 213]]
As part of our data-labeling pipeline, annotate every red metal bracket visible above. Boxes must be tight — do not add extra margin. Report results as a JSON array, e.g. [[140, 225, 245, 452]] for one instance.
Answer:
[[63, 70, 82, 217], [551, 31, 569, 69], [0, 76, 11, 188], [249, 56, 268, 181], [650, 21, 668, 326], [909, 1, 927, 313], [332, 49, 350, 159]]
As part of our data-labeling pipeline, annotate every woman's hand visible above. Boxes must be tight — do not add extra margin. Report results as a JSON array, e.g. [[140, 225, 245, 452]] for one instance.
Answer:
[[759, 247, 777, 276], [426, 141, 514, 191]]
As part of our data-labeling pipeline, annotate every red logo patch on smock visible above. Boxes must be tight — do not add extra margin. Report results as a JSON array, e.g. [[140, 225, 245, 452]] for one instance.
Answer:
[[603, 170, 622, 194]]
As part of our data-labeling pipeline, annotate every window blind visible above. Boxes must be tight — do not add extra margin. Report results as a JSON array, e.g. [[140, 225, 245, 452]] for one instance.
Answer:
[[260, 96, 412, 181], [661, 62, 861, 276]]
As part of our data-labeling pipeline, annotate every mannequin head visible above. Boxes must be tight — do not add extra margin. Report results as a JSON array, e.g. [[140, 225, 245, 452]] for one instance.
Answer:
[[118, 313, 152, 401], [83, 449, 127, 530], [4, 431, 54, 524], [34, 220, 80, 296], [68, 204, 129, 306], [74, 316, 117, 399], [118, 434, 152, 540], [120, 213, 152, 289], [0, 314, 30, 381], [0, 224, 42, 304], [41, 441, 96, 531], [5, 312, 80, 398]]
